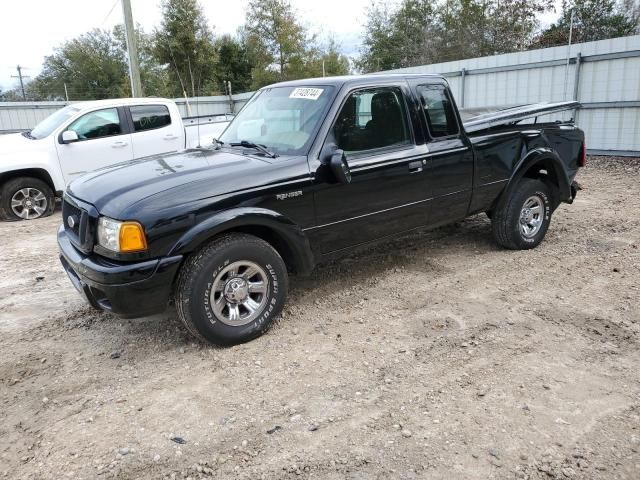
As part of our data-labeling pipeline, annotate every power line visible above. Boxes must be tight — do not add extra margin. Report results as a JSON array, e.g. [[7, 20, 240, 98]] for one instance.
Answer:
[[100, 0, 121, 27]]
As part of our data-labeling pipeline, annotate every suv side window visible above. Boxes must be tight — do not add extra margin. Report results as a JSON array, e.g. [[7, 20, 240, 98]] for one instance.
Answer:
[[416, 84, 459, 138], [130, 105, 171, 132], [333, 87, 410, 153], [67, 108, 122, 140]]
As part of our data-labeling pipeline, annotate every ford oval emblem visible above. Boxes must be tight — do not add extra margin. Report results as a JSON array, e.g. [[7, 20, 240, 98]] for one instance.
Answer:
[[67, 216, 76, 228]]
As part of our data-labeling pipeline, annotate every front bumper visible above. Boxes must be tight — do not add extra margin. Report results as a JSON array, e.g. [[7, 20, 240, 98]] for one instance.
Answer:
[[58, 225, 182, 318]]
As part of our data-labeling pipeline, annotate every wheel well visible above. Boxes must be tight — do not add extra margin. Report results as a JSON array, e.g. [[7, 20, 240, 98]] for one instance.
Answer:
[[521, 159, 561, 207], [230, 225, 300, 274], [169, 225, 303, 303], [0, 169, 57, 195]]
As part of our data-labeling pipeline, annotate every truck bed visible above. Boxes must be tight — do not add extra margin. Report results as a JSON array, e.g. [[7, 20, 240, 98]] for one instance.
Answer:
[[461, 101, 579, 133]]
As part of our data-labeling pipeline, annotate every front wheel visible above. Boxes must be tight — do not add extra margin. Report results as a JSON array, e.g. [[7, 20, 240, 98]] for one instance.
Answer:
[[491, 178, 552, 250], [175, 233, 289, 345], [0, 177, 55, 221]]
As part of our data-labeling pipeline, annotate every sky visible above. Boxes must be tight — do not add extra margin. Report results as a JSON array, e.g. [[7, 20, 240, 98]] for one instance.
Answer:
[[0, 0, 561, 91]]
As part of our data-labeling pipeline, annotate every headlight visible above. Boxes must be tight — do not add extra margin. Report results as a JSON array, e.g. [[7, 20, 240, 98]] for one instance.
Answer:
[[97, 217, 147, 253]]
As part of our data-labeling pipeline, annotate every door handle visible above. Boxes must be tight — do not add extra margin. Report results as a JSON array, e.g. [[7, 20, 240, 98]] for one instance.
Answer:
[[163, 134, 178, 140], [112, 141, 128, 148], [408, 160, 423, 173]]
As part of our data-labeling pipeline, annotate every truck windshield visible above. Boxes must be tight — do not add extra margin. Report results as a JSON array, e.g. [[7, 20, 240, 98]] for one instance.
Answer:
[[30, 105, 80, 139], [220, 85, 335, 156]]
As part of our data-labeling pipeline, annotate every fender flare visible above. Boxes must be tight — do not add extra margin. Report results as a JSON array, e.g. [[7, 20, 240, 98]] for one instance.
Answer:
[[0, 164, 65, 195], [501, 147, 571, 207], [167, 207, 315, 275]]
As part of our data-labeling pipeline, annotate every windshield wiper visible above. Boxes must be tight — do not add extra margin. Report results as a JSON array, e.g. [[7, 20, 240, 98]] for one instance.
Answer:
[[229, 140, 278, 158], [212, 138, 224, 150]]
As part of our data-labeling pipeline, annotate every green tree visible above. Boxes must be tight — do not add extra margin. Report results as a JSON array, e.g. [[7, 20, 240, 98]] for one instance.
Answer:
[[114, 25, 172, 98], [213, 34, 253, 94], [319, 38, 351, 76], [357, 1, 398, 72], [358, 0, 556, 72], [27, 29, 129, 100], [391, 0, 440, 65], [244, 0, 314, 87], [26, 26, 171, 101], [531, 0, 639, 48], [303, 37, 351, 77], [0, 87, 24, 101], [153, 0, 217, 97], [478, 0, 554, 54]]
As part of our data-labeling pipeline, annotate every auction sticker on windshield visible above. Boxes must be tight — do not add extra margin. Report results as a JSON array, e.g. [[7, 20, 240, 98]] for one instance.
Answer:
[[289, 88, 324, 100]]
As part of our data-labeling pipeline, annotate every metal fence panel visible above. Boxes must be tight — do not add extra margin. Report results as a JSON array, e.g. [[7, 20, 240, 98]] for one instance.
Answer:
[[0, 93, 255, 133], [385, 35, 640, 155]]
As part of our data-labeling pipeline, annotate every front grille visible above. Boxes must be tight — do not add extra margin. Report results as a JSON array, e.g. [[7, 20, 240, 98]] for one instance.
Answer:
[[62, 195, 96, 253], [62, 200, 82, 238]]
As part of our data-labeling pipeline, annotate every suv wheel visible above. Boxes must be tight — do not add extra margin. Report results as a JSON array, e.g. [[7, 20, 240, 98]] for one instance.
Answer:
[[491, 178, 552, 250], [175, 233, 289, 345], [0, 177, 55, 221]]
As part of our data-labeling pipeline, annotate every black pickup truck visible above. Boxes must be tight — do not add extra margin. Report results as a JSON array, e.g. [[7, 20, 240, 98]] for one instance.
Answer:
[[58, 74, 585, 345]]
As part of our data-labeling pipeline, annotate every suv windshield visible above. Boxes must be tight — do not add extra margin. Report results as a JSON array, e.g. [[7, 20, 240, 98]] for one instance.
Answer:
[[220, 85, 335, 156], [30, 105, 80, 139]]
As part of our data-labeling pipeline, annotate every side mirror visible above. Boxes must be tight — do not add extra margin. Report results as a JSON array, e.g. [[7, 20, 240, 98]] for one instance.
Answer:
[[61, 130, 79, 144], [329, 149, 351, 184]]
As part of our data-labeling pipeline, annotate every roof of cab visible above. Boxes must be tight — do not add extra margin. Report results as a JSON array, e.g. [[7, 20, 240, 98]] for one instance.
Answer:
[[265, 73, 444, 89], [70, 97, 173, 111]]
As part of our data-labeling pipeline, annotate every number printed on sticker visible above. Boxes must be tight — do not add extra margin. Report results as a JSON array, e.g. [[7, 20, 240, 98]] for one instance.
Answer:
[[289, 87, 324, 100]]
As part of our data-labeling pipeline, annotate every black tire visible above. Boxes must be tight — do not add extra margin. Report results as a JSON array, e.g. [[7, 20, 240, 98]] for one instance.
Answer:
[[175, 233, 289, 346], [0, 176, 55, 221], [491, 178, 552, 250]]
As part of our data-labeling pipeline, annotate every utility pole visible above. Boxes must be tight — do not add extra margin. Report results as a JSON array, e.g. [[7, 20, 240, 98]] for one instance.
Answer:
[[11, 65, 30, 100], [226, 81, 234, 114], [121, 0, 143, 97], [563, 9, 575, 101]]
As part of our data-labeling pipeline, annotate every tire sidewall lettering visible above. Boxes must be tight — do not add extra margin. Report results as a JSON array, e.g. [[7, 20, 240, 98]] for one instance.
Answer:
[[202, 261, 230, 326], [200, 258, 281, 329], [535, 190, 551, 220]]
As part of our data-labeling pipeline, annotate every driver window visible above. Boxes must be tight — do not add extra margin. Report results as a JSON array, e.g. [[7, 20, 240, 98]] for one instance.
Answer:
[[68, 108, 122, 140], [333, 87, 410, 154]]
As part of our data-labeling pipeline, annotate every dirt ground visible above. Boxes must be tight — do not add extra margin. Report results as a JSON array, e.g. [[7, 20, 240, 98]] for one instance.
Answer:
[[0, 156, 639, 480]]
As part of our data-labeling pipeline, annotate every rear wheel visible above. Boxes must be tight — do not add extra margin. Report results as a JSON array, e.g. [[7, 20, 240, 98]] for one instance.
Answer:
[[491, 178, 552, 250], [0, 177, 55, 221], [175, 233, 289, 345]]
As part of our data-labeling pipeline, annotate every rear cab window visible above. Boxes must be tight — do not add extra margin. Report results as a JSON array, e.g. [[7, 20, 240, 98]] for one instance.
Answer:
[[416, 84, 459, 139], [129, 105, 171, 132]]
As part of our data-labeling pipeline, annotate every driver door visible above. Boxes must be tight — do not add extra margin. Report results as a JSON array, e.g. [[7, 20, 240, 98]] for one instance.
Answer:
[[56, 107, 133, 183], [308, 85, 431, 253]]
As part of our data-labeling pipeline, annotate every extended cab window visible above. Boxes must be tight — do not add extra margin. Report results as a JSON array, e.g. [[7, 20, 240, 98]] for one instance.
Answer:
[[130, 105, 171, 132], [416, 84, 459, 138], [333, 87, 410, 153], [67, 108, 121, 140]]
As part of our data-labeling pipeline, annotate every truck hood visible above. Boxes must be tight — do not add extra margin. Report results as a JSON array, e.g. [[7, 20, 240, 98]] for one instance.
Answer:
[[67, 148, 297, 218], [0, 132, 49, 157]]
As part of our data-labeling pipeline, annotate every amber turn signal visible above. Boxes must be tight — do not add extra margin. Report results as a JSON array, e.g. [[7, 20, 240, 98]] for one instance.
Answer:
[[119, 222, 147, 252]]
